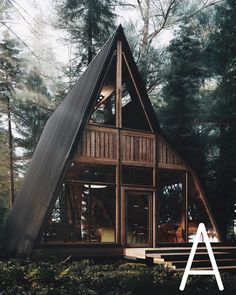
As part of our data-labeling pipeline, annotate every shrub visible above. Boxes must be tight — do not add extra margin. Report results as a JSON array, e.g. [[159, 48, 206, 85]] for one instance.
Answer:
[[0, 258, 236, 294]]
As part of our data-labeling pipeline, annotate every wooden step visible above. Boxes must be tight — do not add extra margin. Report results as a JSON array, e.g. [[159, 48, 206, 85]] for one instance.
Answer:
[[177, 265, 236, 271], [146, 252, 235, 259], [145, 245, 236, 271], [172, 258, 236, 269], [146, 246, 236, 255]]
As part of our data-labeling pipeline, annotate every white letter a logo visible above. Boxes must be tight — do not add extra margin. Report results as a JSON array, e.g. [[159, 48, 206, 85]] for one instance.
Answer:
[[179, 223, 224, 291]]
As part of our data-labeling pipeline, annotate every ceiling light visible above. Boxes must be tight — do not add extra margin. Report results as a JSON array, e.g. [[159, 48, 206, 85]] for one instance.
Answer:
[[84, 184, 107, 189]]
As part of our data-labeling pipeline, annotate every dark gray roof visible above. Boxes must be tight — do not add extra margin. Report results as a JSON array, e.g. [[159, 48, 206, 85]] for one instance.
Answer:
[[4, 25, 160, 255]]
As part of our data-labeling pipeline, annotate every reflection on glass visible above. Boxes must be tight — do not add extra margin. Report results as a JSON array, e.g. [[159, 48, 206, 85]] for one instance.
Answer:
[[126, 192, 150, 245], [65, 163, 116, 184], [41, 183, 116, 243], [90, 93, 116, 126], [158, 170, 185, 243], [122, 57, 151, 131], [188, 174, 218, 242], [89, 56, 116, 126]]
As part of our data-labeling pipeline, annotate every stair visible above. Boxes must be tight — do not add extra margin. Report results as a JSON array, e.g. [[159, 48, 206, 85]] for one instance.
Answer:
[[145, 245, 236, 271], [124, 244, 236, 270]]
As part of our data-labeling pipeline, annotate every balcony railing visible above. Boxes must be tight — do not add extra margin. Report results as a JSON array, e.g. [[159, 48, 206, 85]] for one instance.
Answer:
[[77, 124, 155, 166]]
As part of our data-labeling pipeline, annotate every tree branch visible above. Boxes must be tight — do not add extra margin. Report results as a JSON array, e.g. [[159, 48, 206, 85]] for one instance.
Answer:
[[149, 0, 176, 42], [136, 0, 145, 22]]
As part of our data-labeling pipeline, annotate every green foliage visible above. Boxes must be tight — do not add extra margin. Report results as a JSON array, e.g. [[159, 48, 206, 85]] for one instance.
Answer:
[[56, 0, 116, 79], [0, 32, 23, 223], [14, 69, 53, 167], [160, 20, 206, 175], [204, 0, 236, 239], [0, 258, 235, 294]]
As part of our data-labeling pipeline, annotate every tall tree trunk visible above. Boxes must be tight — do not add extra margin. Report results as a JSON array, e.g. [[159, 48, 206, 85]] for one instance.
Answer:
[[7, 96, 14, 208], [140, 0, 150, 57]]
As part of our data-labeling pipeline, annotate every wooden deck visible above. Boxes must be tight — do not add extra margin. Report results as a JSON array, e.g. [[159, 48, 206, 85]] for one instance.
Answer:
[[33, 243, 236, 271], [124, 244, 236, 271], [33, 244, 123, 258]]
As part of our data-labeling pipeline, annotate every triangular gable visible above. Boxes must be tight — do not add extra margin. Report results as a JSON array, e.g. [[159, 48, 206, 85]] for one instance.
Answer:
[[4, 25, 220, 255], [4, 26, 160, 255]]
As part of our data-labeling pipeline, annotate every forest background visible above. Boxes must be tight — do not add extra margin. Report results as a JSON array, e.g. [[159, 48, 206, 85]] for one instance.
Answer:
[[0, 0, 236, 241]]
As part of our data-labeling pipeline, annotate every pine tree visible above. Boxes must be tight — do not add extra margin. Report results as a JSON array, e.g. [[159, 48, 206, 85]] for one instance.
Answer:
[[206, 0, 236, 240], [0, 32, 23, 207], [0, 128, 9, 236], [160, 21, 206, 176], [56, 0, 116, 79], [14, 69, 53, 171]]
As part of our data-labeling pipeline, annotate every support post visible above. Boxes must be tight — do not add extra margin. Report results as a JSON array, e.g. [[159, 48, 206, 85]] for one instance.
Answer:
[[184, 172, 189, 242], [115, 40, 122, 244]]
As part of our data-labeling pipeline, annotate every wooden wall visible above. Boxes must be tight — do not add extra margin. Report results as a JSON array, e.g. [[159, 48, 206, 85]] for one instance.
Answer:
[[158, 135, 185, 170]]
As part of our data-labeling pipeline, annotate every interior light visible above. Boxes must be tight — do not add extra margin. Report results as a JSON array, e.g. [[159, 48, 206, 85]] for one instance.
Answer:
[[144, 206, 149, 210], [133, 204, 139, 208], [84, 184, 107, 189]]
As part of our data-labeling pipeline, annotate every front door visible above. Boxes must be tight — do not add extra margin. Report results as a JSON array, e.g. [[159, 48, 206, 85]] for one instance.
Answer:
[[123, 189, 152, 247]]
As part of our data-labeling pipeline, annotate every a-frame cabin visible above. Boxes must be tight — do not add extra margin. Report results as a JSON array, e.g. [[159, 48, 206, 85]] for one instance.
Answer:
[[4, 25, 221, 258]]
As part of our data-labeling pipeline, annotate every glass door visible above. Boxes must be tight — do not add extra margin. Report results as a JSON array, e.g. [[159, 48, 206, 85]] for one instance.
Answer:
[[125, 190, 152, 247]]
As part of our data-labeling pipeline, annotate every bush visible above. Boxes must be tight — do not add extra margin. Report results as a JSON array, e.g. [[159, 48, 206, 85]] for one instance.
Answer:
[[0, 258, 235, 294]]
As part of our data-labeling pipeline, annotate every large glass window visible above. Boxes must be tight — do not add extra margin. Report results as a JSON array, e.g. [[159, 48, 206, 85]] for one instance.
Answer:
[[188, 174, 218, 242], [121, 56, 152, 131], [157, 170, 185, 243], [89, 56, 116, 126], [41, 164, 116, 244]]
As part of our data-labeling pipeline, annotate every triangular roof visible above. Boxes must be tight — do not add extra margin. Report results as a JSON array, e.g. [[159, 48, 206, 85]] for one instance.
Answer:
[[4, 25, 161, 254]]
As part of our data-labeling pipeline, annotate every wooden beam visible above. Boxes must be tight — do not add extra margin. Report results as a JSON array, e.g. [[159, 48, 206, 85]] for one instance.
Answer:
[[158, 163, 187, 171], [116, 40, 122, 128], [115, 40, 122, 245], [184, 172, 189, 242]]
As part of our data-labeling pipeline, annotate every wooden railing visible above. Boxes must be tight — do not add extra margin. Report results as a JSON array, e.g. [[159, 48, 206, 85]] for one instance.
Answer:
[[121, 130, 155, 166], [77, 124, 155, 166], [77, 125, 186, 169], [77, 125, 118, 163]]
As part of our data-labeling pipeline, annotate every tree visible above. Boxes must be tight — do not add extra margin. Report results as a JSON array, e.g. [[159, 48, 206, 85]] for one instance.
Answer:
[[160, 20, 206, 176], [56, 0, 116, 81], [0, 127, 9, 237], [205, 0, 236, 240], [14, 69, 53, 170], [0, 32, 23, 207], [117, 0, 222, 100]]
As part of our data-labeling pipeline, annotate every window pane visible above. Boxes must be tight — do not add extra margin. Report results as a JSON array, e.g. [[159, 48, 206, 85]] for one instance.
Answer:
[[41, 183, 116, 244], [158, 170, 185, 243], [122, 56, 151, 131], [122, 166, 153, 186], [65, 163, 116, 184], [89, 56, 116, 126], [126, 192, 150, 245], [188, 174, 218, 242]]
